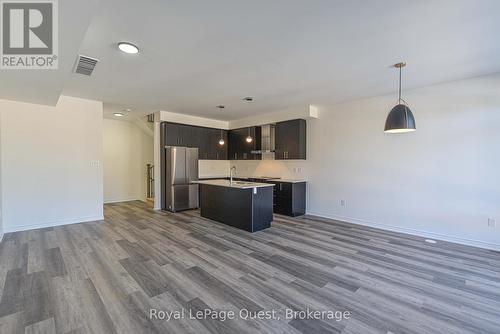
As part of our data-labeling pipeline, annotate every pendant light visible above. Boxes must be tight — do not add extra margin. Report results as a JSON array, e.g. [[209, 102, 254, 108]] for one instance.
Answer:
[[384, 62, 416, 133], [218, 129, 225, 146], [245, 127, 253, 143]]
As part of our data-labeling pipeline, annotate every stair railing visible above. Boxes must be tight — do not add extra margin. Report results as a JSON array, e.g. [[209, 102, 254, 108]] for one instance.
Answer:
[[146, 164, 154, 198]]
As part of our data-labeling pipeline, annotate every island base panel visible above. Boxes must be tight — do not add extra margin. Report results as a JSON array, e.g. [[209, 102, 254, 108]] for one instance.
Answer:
[[199, 184, 273, 232]]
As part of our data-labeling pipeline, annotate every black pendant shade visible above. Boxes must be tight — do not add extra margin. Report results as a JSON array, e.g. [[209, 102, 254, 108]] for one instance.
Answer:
[[384, 62, 416, 133], [384, 103, 416, 133]]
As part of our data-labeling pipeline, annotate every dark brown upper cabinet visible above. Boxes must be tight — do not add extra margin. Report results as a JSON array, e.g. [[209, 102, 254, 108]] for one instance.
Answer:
[[228, 127, 262, 160], [275, 119, 306, 160], [163, 120, 305, 161], [215, 129, 228, 160]]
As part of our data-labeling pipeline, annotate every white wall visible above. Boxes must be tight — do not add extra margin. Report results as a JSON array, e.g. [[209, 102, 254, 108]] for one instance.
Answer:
[[0, 114, 3, 242], [234, 74, 500, 250], [103, 119, 153, 203], [311, 75, 500, 249], [0, 96, 104, 233], [154, 121, 162, 209]]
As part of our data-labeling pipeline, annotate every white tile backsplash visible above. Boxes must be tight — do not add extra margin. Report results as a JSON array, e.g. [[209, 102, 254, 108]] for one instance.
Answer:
[[230, 160, 308, 180], [199, 160, 230, 178], [199, 159, 308, 180]]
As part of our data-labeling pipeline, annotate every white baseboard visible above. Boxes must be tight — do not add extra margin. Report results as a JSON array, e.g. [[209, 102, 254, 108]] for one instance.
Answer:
[[104, 198, 140, 204], [307, 211, 500, 252], [4, 215, 104, 234]]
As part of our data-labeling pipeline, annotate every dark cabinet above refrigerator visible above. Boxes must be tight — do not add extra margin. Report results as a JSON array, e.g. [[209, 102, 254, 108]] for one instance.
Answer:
[[163, 122, 228, 160]]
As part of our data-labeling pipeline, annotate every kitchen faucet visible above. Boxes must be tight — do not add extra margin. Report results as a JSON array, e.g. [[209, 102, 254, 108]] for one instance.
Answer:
[[230, 166, 237, 185]]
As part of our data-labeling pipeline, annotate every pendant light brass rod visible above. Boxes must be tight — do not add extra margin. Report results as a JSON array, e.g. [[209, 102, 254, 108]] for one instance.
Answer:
[[398, 65, 402, 103]]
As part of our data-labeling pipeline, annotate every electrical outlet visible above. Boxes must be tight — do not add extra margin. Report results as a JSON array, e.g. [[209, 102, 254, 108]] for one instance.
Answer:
[[488, 218, 496, 228], [298, 167, 302, 173], [340, 199, 347, 207], [90, 160, 100, 167]]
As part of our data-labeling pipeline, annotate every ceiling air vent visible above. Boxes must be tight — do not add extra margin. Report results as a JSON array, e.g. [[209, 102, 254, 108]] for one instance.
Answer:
[[74, 55, 99, 76]]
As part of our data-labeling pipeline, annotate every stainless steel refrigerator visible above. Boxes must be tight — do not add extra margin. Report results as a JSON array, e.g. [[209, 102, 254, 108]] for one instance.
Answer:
[[164, 146, 199, 212]]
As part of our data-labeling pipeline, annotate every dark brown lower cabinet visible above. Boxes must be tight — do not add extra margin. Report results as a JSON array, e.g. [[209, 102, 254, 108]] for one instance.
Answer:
[[272, 181, 306, 217]]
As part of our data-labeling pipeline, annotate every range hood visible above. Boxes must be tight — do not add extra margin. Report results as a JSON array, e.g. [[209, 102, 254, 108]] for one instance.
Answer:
[[251, 124, 275, 158]]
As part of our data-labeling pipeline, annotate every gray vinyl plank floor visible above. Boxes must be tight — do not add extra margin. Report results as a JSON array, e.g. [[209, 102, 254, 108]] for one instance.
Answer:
[[0, 201, 499, 334]]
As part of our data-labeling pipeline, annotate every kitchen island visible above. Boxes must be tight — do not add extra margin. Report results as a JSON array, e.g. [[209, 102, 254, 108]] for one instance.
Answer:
[[196, 179, 274, 232]]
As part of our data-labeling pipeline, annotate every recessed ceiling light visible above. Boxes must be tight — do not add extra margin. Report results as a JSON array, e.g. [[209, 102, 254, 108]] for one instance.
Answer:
[[123, 108, 132, 112], [114, 112, 124, 117], [118, 42, 139, 54], [216, 105, 225, 109], [243, 97, 253, 102]]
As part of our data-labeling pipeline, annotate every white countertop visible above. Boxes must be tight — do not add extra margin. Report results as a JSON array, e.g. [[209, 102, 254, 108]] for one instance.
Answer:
[[194, 179, 274, 189], [275, 179, 307, 183], [236, 177, 307, 184]]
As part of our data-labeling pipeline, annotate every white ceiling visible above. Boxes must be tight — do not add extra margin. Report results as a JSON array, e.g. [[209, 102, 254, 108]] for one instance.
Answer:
[[0, 0, 100, 106], [3, 0, 500, 120]]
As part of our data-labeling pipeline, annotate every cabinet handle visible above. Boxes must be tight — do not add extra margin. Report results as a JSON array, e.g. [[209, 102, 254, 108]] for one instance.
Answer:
[[280, 183, 283, 191], [216, 153, 219, 159]]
